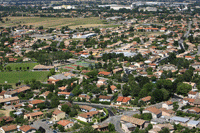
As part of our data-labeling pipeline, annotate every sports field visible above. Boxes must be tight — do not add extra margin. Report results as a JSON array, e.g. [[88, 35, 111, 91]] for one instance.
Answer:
[[5, 62, 39, 71], [1, 17, 106, 29], [0, 71, 49, 83]]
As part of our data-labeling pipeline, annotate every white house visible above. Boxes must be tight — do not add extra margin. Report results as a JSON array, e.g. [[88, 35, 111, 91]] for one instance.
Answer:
[[77, 111, 99, 123], [162, 101, 173, 110], [57, 120, 74, 129], [80, 105, 97, 112], [188, 91, 199, 99], [99, 95, 112, 102], [143, 107, 162, 119]]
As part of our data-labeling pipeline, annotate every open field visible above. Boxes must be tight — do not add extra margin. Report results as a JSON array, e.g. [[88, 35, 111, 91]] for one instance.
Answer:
[[1, 17, 106, 29], [5, 62, 39, 71], [0, 71, 49, 83], [0, 109, 13, 116]]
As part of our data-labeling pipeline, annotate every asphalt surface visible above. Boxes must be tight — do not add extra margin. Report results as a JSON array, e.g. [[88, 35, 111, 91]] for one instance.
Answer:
[[31, 120, 54, 133]]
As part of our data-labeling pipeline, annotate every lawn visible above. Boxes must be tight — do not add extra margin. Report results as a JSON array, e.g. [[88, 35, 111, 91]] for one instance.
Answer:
[[1, 17, 106, 29], [0, 71, 49, 83], [5, 63, 39, 71]]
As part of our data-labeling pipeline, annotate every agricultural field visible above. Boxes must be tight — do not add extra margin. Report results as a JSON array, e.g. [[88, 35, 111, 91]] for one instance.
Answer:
[[63, 61, 94, 69], [1, 17, 106, 29], [0, 71, 49, 83], [5, 62, 39, 71]]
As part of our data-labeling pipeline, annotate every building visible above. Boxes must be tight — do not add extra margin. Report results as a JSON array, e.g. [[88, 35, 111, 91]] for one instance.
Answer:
[[24, 111, 43, 120], [39, 91, 50, 99], [187, 120, 200, 128], [188, 91, 198, 99], [121, 122, 135, 133], [77, 111, 99, 123], [92, 123, 109, 131], [58, 102, 72, 110], [29, 100, 45, 108], [149, 124, 174, 133], [57, 120, 74, 129], [98, 71, 112, 76], [80, 105, 97, 112], [116, 96, 131, 105], [162, 101, 173, 110], [78, 94, 90, 101], [0, 124, 17, 133], [0, 96, 20, 105], [143, 107, 162, 119], [187, 107, 200, 114], [99, 95, 113, 102], [52, 110, 66, 121], [121, 115, 148, 129], [141, 96, 151, 103], [19, 125, 36, 133], [170, 116, 190, 124], [33, 64, 54, 71], [58, 92, 73, 99]]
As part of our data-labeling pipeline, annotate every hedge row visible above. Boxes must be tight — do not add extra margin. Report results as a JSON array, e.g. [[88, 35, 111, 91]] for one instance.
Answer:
[[100, 108, 109, 121]]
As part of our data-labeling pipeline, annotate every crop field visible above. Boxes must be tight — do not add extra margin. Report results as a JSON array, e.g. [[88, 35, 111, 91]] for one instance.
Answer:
[[0, 71, 49, 83], [1, 17, 106, 29], [5, 62, 39, 71]]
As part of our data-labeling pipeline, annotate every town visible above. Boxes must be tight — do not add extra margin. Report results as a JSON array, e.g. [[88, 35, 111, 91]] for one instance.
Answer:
[[1, 0, 200, 133]]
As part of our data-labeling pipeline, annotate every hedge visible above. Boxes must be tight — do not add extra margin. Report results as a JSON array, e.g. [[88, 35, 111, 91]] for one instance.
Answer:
[[99, 108, 109, 121], [75, 119, 94, 126]]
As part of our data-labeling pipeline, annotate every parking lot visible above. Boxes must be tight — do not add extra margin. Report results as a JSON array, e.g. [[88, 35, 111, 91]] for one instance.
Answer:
[[31, 120, 54, 133]]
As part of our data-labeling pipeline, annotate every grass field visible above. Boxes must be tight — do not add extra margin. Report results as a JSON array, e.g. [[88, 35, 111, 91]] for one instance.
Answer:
[[0, 71, 49, 83], [1, 17, 106, 29], [5, 63, 39, 71]]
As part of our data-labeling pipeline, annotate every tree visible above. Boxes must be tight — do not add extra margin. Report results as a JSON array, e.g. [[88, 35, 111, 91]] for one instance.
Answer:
[[108, 123, 115, 132], [107, 84, 112, 94], [58, 125, 64, 132], [151, 89, 164, 103], [7, 66, 11, 71], [176, 83, 192, 96], [50, 96, 60, 108], [158, 127, 170, 133], [122, 73, 128, 82], [173, 102, 179, 111], [61, 104, 71, 114]]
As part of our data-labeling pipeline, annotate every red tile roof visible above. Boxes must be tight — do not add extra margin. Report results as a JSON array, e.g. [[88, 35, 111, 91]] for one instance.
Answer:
[[19, 125, 35, 132], [57, 120, 73, 127]]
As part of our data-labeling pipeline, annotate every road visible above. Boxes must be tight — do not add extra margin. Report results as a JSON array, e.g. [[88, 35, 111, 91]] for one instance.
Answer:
[[31, 120, 54, 133]]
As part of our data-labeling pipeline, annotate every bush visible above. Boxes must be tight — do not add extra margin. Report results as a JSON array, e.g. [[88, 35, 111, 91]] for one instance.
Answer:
[[99, 108, 109, 122]]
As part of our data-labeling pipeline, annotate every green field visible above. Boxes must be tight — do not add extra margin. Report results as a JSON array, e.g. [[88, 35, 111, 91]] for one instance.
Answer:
[[1, 17, 106, 29], [5, 63, 39, 71], [0, 71, 49, 83]]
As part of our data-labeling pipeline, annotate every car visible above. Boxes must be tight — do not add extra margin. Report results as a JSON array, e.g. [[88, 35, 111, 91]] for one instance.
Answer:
[[53, 130, 57, 133], [42, 119, 46, 121]]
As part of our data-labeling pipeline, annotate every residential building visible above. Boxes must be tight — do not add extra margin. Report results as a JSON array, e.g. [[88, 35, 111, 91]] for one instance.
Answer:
[[80, 105, 97, 112], [143, 107, 162, 119], [162, 101, 173, 110], [0, 124, 17, 133], [57, 120, 74, 129], [24, 111, 43, 120], [77, 111, 99, 123], [58, 92, 73, 99], [116, 96, 131, 105], [52, 110, 66, 121], [19, 125, 36, 133], [99, 95, 113, 102]]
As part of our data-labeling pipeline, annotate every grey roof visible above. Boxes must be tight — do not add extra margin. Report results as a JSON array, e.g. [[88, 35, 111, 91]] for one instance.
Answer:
[[124, 123, 134, 128], [187, 120, 200, 125], [170, 116, 190, 123], [50, 74, 69, 80]]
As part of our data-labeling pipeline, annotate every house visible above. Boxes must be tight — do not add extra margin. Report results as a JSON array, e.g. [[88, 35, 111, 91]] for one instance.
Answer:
[[194, 99, 200, 107], [0, 116, 14, 124], [57, 120, 74, 129], [52, 109, 66, 121], [0, 124, 17, 133], [97, 79, 107, 86], [141, 96, 151, 103], [24, 111, 43, 120], [187, 120, 200, 128], [159, 108, 175, 117], [4, 90, 17, 98], [121, 123, 135, 133], [162, 101, 173, 110], [183, 98, 195, 105], [143, 107, 162, 119], [187, 107, 200, 114], [0, 96, 20, 105], [98, 71, 111, 76], [170, 116, 190, 124], [121, 115, 148, 129], [188, 91, 198, 99], [33, 64, 54, 71], [92, 123, 109, 131], [78, 94, 90, 101], [149, 124, 174, 133], [77, 111, 99, 123], [183, 82, 196, 90], [58, 102, 72, 110], [116, 96, 131, 105], [58, 92, 73, 99], [80, 105, 97, 112], [99, 95, 113, 102], [105, 85, 118, 93], [29, 100, 45, 108], [19, 125, 36, 133], [39, 91, 50, 99]]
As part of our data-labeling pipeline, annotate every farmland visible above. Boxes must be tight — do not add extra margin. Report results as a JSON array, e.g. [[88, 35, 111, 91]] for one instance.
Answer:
[[0, 17, 106, 29], [0, 71, 49, 83]]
